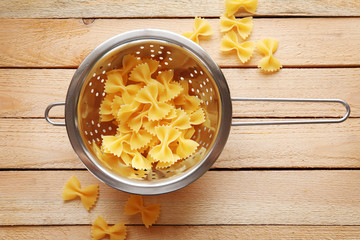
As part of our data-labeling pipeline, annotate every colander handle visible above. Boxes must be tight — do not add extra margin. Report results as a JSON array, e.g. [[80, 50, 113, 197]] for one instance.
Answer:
[[231, 98, 350, 126], [45, 102, 66, 126]]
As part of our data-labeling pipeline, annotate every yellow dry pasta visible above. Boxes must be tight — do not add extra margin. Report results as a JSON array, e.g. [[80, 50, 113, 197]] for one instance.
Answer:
[[92, 216, 127, 240], [99, 94, 116, 122], [124, 195, 160, 228], [220, 15, 253, 40], [220, 30, 255, 63], [102, 133, 132, 157], [104, 69, 127, 94], [98, 54, 207, 174], [135, 83, 173, 121], [156, 70, 183, 102], [120, 54, 142, 82], [176, 129, 199, 159], [182, 17, 213, 44], [129, 129, 153, 151], [256, 38, 282, 72], [189, 108, 206, 125], [129, 62, 157, 85], [224, 0, 258, 16], [62, 175, 99, 211], [175, 80, 201, 113], [148, 126, 181, 163]]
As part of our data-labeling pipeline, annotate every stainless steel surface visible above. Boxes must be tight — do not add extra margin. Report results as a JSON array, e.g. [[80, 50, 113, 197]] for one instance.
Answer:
[[64, 29, 232, 195], [45, 102, 66, 126], [231, 98, 350, 126]]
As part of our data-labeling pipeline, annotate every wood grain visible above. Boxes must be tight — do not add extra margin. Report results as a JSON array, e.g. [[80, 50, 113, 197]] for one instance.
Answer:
[[1, 225, 360, 239], [0, 68, 357, 118], [1, 18, 360, 68], [1, 118, 359, 169], [0, 0, 359, 18], [1, 170, 360, 225]]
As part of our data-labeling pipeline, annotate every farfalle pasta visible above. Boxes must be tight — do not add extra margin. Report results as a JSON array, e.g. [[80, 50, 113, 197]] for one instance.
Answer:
[[224, 0, 258, 16], [182, 17, 213, 44], [92, 216, 127, 240], [220, 15, 253, 40], [256, 38, 282, 72], [220, 30, 255, 63], [62, 175, 99, 211], [98, 54, 206, 174], [124, 195, 160, 228]]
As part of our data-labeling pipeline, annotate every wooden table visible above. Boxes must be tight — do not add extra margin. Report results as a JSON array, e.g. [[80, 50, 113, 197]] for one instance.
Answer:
[[1, 1, 360, 239]]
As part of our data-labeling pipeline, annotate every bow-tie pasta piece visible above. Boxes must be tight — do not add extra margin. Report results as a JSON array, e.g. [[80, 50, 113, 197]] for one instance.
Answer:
[[156, 70, 183, 102], [225, 0, 258, 16], [220, 30, 255, 63], [176, 129, 199, 159], [105, 70, 127, 94], [100, 94, 116, 122], [120, 54, 142, 82], [148, 126, 181, 163], [190, 108, 206, 125], [182, 17, 213, 44], [125, 195, 160, 228], [175, 80, 202, 113], [129, 62, 158, 86], [62, 175, 99, 211], [135, 83, 173, 121], [256, 38, 282, 72], [169, 109, 192, 130], [127, 104, 149, 132], [220, 15, 253, 40], [92, 216, 127, 240], [129, 129, 153, 151], [121, 143, 153, 170], [102, 133, 131, 157]]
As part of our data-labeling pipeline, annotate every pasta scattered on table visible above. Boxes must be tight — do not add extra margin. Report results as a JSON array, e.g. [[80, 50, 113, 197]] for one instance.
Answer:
[[256, 38, 282, 72], [62, 175, 99, 211], [182, 17, 213, 44], [220, 30, 255, 63], [92, 216, 127, 240], [220, 15, 253, 40], [124, 195, 160, 228], [224, 0, 258, 16]]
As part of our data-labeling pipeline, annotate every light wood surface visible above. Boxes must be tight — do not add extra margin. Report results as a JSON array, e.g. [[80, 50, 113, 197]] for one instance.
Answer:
[[1, 170, 360, 225], [1, 18, 360, 68], [1, 0, 359, 239], [1, 118, 359, 169], [1, 68, 358, 118], [1, 0, 359, 18], [1, 226, 360, 239]]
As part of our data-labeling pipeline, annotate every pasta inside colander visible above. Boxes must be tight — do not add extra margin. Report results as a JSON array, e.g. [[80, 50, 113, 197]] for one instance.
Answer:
[[77, 40, 220, 182]]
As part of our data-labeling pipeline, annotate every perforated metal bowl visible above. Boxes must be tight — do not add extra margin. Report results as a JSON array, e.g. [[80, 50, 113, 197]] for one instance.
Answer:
[[45, 29, 350, 195]]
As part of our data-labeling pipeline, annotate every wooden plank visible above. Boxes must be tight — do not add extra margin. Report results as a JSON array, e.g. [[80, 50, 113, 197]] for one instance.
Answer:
[[0, 0, 359, 18], [1, 18, 360, 68], [1, 225, 360, 239], [1, 170, 360, 225], [1, 118, 359, 169], [0, 68, 358, 118]]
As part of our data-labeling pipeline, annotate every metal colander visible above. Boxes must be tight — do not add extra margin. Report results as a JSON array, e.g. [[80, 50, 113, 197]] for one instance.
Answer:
[[45, 29, 350, 195]]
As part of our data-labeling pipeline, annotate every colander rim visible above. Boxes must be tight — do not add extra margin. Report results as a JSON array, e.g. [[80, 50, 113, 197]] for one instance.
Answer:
[[65, 29, 232, 195]]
